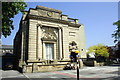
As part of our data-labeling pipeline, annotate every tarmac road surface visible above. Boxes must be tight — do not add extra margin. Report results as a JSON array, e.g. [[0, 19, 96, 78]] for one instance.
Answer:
[[1, 64, 120, 80]]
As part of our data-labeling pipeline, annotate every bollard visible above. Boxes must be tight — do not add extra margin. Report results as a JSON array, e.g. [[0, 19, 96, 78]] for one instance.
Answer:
[[77, 64, 79, 80], [77, 66, 79, 80]]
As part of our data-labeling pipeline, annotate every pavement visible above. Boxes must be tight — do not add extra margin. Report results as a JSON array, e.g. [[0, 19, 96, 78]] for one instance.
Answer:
[[1, 64, 120, 80]]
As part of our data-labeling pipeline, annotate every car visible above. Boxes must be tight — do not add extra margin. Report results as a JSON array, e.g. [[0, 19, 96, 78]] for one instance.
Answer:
[[5, 63, 13, 69]]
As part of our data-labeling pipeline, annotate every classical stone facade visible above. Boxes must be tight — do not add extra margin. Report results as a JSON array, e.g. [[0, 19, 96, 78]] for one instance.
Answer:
[[14, 6, 86, 72]]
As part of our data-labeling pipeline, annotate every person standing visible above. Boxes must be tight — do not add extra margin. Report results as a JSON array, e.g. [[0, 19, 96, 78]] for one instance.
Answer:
[[70, 50, 79, 62]]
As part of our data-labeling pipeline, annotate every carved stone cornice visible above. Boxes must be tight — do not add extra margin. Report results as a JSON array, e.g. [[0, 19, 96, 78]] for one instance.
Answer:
[[28, 14, 81, 28]]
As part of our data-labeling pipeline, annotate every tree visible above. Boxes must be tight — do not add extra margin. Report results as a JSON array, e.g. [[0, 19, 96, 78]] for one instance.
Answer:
[[87, 44, 109, 58], [2, 2, 27, 38], [112, 20, 120, 43]]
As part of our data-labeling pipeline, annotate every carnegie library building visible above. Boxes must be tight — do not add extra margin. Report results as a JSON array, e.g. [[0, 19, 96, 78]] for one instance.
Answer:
[[14, 6, 86, 73]]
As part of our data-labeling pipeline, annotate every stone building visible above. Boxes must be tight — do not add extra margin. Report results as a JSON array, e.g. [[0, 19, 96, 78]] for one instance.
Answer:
[[1, 45, 14, 70], [14, 6, 86, 72]]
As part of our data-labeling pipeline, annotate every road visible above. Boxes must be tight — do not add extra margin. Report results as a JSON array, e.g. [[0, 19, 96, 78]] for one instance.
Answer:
[[1, 64, 120, 80]]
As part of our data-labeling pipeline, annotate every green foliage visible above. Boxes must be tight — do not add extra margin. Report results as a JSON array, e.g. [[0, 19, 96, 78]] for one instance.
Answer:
[[112, 20, 120, 43], [2, 2, 27, 38], [87, 44, 109, 58]]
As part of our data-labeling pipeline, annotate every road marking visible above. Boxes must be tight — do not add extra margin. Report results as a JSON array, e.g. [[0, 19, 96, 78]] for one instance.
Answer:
[[53, 71, 77, 78], [50, 77, 58, 78], [23, 73, 31, 80], [53, 71, 103, 79]]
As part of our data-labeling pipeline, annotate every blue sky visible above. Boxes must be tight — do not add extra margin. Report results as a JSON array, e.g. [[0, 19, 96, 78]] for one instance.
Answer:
[[2, 2, 118, 49]]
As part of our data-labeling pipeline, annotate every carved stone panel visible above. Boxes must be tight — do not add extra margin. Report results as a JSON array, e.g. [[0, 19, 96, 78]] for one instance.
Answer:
[[38, 10, 61, 19], [41, 27, 58, 41]]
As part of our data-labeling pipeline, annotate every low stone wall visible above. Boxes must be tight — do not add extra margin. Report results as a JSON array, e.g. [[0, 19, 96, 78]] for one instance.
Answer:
[[38, 65, 65, 72], [25, 64, 67, 73], [83, 61, 106, 66], [23, 60, 84, 73], [26, 65, 32, 73], [83, 61, 95, 66]]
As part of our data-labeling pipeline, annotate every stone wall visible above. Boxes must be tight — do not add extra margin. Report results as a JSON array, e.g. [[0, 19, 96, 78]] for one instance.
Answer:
[[28, 19, 37, 60], [14, 6, 86, 73]]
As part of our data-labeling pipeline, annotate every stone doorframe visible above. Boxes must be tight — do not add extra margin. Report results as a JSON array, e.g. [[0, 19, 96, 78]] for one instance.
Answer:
[[42, 41, 57, 60], [37, 24, 63, 61]]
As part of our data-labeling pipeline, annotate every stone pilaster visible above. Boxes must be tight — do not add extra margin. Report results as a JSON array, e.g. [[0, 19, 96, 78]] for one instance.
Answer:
[[58, 27, 62, 60], [28, 19, 37, 60], [37, 24, 42, 60], [20, 21, 26, 66], [54, 43, 56, 60], [62, 26, 69, 60], [20, 24, 24, 67], [43, 42, 45, 60]]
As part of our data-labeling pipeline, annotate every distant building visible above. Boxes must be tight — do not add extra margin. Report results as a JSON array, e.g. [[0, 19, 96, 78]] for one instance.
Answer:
[[14, 6, 86, 72], [115, 41, 120, 50], [2, 45, 13, 54], [1, 45, 14, 70], [108, 41, 120, 59]]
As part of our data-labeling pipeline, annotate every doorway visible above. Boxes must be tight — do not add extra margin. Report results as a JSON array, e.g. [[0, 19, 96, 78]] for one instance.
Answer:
[[45, 43, 54, 60]]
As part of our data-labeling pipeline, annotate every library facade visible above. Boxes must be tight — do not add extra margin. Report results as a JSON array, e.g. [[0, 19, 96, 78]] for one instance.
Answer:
[[14, 6, 86, 72]]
